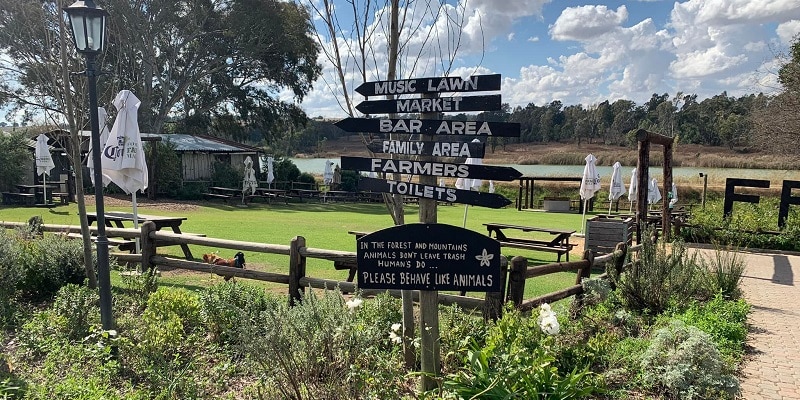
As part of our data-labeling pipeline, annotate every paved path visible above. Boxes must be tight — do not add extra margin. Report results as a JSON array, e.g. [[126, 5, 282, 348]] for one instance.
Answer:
[[730, 250, 800, 399]]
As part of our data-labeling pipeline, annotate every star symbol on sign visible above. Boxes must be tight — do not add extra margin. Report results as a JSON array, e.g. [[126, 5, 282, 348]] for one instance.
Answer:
[[475, 248, 494, 267]]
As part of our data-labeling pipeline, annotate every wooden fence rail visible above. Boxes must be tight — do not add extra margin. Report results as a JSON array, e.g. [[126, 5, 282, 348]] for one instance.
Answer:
[[2, 220, 643, 318]]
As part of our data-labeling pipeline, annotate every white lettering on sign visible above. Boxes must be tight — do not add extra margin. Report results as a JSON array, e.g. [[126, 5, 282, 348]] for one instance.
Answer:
[[379, 119, 422, 133], [435, 121, 492, 135], [374, 159, 469, 177], [387, 181, 457, 202], [374, 80, 417, 95], [432, 142, 472, 157], [426, 76, 478, 92], [382, 140, 425, 155], [396, 97, 463, 113]]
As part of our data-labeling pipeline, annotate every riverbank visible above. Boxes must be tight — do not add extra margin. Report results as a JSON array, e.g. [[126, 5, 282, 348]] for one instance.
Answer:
[[314, 136, 798, 170]]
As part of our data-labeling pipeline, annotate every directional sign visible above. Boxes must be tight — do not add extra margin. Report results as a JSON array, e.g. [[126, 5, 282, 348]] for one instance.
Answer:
[[366, 140, 485, 158], [359, 177, 511, 209], [341, 156, 522, 181], [334, 118, 520, 137], [355, 94, 501, 115], [355, 74, 501, 97], [357, 223, 502, 291]]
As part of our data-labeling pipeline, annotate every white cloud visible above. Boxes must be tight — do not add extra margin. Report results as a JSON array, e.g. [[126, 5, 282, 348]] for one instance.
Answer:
[[508, 33, 515, 41], [776, 20, 800, 44], [528, 36, 540, 42], [550, 5, 628, 41]]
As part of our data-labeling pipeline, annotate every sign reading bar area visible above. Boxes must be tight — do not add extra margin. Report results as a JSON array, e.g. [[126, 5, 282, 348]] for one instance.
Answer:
[[357, 223, 502, 292], [335, 118, 521, 137]]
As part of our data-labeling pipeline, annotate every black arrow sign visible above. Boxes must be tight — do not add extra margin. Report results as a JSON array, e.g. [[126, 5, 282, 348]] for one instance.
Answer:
[[341, 156, 522, 181], [355, 74, 501, 97], [359, 178, 511, 209], [334, 118, 521, 137], [366, 140, 485, 158], [355, 94, 501, 115]]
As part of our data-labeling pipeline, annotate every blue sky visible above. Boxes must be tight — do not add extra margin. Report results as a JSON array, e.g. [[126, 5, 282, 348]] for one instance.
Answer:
[[291, 0, 800, 118]]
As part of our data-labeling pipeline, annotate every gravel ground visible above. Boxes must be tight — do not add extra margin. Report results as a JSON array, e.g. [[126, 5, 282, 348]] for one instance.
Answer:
[[83, 194, 201, 212]]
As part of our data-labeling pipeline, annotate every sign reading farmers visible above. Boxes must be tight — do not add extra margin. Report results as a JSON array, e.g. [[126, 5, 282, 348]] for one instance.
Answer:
[[341, 156, 522, 181], [357, 223, 501, 292]]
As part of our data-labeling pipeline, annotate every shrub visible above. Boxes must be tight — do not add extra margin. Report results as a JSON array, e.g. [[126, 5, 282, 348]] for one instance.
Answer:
[[297, 172, 317, 186], [272, 157, 302, 183], [211, 161, 242, 188], [148, 140, 182, 197], [0, 229, 23, 327], [640, 320, 738, 399], [198, 282, 278, 346], [697, 246, 746, 300], [136, 287, 201, 358], [614, 230, 701, 314], [18, 234, 87, 300], [670, 294, 749, 367], [51, 284, 99, 340], [0, 132, 32, 192]]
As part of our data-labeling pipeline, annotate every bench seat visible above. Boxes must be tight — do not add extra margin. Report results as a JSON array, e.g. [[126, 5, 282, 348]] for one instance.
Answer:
[[496, 238, 575, 262], [204, 193, 233, 202], [2, 192, 36, 206]]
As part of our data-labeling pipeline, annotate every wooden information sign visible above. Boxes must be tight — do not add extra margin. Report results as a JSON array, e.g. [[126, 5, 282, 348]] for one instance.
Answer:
[[334, 118, 521, 137], [355, 94, 501, 115], [357, 223, 502, 292], [366, 139, 485, 158], [354, 74, 501, 97], [359, 177, 511, 209], [341, 156, 522, 181]]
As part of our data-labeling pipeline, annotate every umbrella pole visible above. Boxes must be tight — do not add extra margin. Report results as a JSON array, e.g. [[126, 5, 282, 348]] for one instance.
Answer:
[[42, 174, 47, 205], [132, 192, 141, 254], [608, 199, 612, 215], [581, 199, 588, 234]]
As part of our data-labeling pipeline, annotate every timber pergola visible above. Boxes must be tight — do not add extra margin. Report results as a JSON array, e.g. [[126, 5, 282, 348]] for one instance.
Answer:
[[635, 128, 675, 241], [516, 176, 583, 211]]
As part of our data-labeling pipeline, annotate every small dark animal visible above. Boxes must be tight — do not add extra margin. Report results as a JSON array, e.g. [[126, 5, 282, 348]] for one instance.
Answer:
[[202, 252, 246, 281]]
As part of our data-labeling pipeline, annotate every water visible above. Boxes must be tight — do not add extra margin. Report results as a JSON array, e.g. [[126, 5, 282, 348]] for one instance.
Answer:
[[289, 158, 800, 184]]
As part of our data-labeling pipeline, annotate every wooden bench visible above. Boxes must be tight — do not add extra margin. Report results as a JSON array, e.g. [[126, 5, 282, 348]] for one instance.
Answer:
[[495, 237, 575, 262], [204, 193, 233, 203], [61, 232, 137, 252], [52, 192, 70, 205], [1, 192, 36, 206], [484, 223, 576, 262]]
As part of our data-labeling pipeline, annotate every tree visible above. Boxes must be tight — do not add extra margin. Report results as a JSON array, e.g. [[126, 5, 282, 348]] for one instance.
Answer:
[[752, 36, 800, 157], [0, 132, 32, 192]]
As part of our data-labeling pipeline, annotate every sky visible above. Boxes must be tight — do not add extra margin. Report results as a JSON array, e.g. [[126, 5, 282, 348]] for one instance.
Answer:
[[288, 0, 800, 118]]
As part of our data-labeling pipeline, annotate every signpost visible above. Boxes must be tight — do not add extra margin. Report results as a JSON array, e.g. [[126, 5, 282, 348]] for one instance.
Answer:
[[341, 156, 522, 181], [335, 118, 521, 137], [366, 139, 485, 158], [354, 73, 501, 97], [355, 94, 501, 115], [357, 223, 502, 292], [359, 177, 511, 209]]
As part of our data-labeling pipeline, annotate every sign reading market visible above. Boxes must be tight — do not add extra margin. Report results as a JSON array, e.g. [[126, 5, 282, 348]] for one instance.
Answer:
[[357, 223, 502, 292]]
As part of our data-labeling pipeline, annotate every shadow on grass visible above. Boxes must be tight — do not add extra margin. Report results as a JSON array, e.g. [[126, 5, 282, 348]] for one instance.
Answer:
[[197, 200, 398, 215]]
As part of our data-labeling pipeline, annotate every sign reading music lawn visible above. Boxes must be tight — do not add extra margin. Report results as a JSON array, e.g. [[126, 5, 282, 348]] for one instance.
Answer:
[[354, 74, 501, 97], [357, 223, 502, 291]]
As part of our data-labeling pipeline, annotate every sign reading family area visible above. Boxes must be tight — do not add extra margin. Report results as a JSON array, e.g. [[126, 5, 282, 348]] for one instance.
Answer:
[[357, 223, 502, 292]]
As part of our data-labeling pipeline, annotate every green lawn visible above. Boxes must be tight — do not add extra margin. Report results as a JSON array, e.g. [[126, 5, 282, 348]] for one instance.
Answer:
[[1, 198, 601, 299]]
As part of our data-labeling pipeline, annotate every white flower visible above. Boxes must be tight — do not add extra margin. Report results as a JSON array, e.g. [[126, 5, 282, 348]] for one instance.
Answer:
[[539, 314, 560, 335], [391, 323, 401, 332], [389, 331, 402, 344], [345, 298, 363, 312]]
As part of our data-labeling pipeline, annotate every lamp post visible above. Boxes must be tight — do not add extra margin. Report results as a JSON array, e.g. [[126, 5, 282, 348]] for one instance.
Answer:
[[63, 0, 114, 330], [699, 172, 708, 210]]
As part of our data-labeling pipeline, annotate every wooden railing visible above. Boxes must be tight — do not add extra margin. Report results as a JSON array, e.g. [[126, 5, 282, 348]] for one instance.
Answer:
[[1, 220, 641, 318]]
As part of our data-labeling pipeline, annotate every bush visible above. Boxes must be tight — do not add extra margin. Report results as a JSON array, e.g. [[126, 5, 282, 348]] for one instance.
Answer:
[[0, 132, 32, 192], [136, 287, 201, 358], [297, 172, 317, 186], [272, 157, 302, 183], [199, 282, 278, 346], [148, 140, 182, 197], [614, 230, 701, 314], [18, 234, 87, 300], [640, 320, 738, 399], [339, 169, 360, 192], [51, 284, 99, 340], [670, 294, 749, 367], [211, 161, 243, 188], [697, 246, 747, 300], [0, 229, 23, 327]]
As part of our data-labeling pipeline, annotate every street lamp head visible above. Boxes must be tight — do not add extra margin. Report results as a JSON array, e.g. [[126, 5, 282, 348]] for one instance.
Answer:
[[699, 172, 705, 178], [63, 0, 109, 55]]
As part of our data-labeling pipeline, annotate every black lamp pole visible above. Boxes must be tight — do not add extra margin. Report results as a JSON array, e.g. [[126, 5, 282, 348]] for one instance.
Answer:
[[64, 0, 113, 330]]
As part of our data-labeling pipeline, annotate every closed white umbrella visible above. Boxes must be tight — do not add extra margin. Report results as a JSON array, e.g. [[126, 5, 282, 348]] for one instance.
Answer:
[[488, 180, 495, 194], [101, 90, 148, 252], [35, 134, 55, 204], [87, 107, 112, 187], [323, 160, 334, 186], [455, 139, 483, 227], [648, 178, 662, 208], [628, 167, 638, 213], [266, 156, 275, 188], [608, 162, 626, 213], [669, 182, 678, 209], [242, 156, 258, 203], [579, 154, 601, 233]]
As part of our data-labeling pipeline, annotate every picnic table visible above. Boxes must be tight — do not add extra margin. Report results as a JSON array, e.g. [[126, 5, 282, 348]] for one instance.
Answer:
[[292, 188, 321, 202], [15, 184, 61, 205], [87, 212, 196, 259], [255, 187, 291, 204], [483, 222, 576, 262]]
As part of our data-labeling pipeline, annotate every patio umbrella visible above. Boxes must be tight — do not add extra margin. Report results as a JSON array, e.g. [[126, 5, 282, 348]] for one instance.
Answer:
[[628, 167, 638, 213], [455, 139, 483, 227], [87, 107, 112, 187], [242, 156, 258, 203], [489, 180, 495, 194], [101, 90, 148, 251], [608, 162, 626, 214], [323, 160, 334, 186], [35, 134, 55, 204], [579, 154, 601, 233], [266, 156, 275, 188], [647, 178, 662, 208]]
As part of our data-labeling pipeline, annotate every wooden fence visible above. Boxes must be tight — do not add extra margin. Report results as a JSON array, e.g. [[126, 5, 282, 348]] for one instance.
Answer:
[[1, 220, 640, 318]]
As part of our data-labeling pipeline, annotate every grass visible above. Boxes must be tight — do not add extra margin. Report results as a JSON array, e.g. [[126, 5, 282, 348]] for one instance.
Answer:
[[1, 198, 595, 299]]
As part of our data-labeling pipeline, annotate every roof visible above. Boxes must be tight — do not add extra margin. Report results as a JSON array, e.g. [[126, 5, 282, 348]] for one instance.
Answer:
[[78, 131, 261, 153]]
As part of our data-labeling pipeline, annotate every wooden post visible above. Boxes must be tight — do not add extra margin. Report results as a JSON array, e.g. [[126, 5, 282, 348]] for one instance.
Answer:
[[663, 142, 673, 241], [140, 221, 157, 272], [482, 256, 508, 321], [288, 236, 306, 307], [573, 250, 594, 313], [506, 256, 527, 307], [636, 136, 649, 243], [610, 242, 627, 290]]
